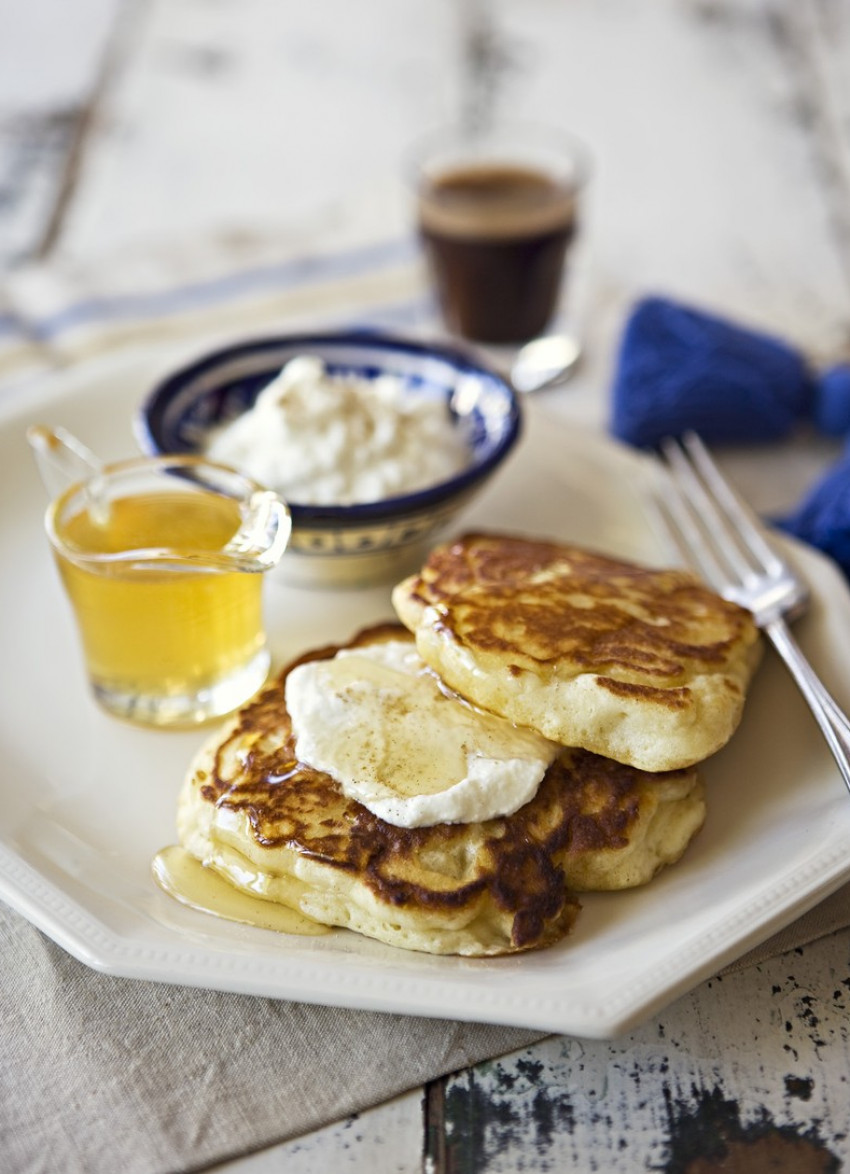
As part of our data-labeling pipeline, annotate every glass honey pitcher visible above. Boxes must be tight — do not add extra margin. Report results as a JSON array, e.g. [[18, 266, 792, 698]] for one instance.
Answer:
[[30, 427, 291, 727]]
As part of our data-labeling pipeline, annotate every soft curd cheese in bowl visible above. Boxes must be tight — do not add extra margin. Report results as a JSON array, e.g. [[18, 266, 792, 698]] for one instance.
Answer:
[[135, 330, 522, 588], [205, 356, 470, 506]]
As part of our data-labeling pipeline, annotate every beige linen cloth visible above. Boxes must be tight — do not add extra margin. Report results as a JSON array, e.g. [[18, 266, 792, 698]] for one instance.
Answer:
[[2, 229, 850, 1174]]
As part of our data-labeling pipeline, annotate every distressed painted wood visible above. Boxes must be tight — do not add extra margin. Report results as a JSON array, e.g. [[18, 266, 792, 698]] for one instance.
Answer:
[[44, 0, 850, 440], [0, 0, 126, 265], [3, 0, 850, 1170], [429, 931, 850, 1172]]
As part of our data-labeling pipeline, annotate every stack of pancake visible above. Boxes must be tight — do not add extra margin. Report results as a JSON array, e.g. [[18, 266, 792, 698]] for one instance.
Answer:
[[177, 532, 763, 956]]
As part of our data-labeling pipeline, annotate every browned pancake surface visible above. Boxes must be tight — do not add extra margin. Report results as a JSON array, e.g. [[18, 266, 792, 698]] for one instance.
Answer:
[[182, 624, 705, 955], [404, 533, 752, 688], [392, 533, 762, 770]]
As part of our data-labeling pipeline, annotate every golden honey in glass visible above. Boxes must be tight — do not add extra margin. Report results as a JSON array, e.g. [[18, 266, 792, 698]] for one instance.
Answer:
[[45, 455, 290, 727]]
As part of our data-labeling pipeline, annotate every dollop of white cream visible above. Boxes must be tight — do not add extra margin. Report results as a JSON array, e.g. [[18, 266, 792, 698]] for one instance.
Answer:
[[205, 355, 469, 505], [284, 641, 559, 828]]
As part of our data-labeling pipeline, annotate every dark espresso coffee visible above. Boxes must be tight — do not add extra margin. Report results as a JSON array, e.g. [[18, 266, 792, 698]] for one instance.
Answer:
[[418, 163, 577, 344]]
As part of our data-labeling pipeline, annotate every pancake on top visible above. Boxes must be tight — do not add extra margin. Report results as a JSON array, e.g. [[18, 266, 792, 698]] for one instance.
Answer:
[[392, 532, 762, 773]]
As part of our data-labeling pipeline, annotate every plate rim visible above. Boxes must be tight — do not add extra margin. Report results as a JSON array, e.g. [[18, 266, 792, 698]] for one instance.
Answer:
[[4, 347, 850, 1039]]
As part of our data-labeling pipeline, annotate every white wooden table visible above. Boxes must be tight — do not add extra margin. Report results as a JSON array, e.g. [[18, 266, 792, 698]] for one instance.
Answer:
[[3, 1, 850, 1169]]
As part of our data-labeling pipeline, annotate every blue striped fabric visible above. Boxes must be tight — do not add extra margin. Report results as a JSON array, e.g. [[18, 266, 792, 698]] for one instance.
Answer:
[[0, 233, 435, 393]]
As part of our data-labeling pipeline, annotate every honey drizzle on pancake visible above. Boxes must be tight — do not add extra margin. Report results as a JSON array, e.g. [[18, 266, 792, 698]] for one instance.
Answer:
[[152, 845, 329, 936], [161, 621, 709, 952], [178, 625, 584, 950], [415, 534, 754, 686]]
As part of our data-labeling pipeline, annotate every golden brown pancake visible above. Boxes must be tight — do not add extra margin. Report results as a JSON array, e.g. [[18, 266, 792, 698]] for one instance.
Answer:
[[177, 624, 706, 956], [392, 532, 762, 772]]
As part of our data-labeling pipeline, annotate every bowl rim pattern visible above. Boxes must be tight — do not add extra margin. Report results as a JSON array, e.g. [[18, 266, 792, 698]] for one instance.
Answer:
[[135, 329, 522, 525]]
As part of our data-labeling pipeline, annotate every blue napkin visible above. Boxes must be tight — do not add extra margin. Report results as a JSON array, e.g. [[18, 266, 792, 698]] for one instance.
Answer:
[[609, 297, 814, 446], [608, 296, 850, 577], [777, 452, 850, 575]]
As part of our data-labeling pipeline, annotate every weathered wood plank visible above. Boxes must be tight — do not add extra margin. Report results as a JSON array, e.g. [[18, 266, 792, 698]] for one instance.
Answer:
[[750, 0, 850, 357], [0, 108, 77, 266], [505, 0, 850, 366], [50, 0, 850, 390], [792, 0, 850, 262], [432, 932, 850, 1172], [49, 0, 461, 259], [0, 0, 128, 265]]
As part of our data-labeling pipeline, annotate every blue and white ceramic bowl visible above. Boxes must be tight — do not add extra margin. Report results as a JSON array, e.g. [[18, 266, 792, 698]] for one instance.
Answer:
[[135, 331, 522, 587]]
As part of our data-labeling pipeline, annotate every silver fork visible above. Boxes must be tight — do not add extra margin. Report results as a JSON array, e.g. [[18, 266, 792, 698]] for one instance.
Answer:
[[656, 430, 850, 796]]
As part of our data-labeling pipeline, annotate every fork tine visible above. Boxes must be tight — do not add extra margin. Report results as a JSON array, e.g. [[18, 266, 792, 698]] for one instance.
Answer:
[[678, 432, 786, 577], [659, 435, 758, 586], [650, 467, 730, 588], [657, 439, 850, 801]]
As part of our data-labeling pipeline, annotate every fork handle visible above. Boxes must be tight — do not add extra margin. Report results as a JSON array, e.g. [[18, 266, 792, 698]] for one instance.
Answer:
[[765, 618, 850, 797]]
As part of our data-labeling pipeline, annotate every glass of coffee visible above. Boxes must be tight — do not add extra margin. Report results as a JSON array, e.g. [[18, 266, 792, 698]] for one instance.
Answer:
[[411, 123, 590, 345]]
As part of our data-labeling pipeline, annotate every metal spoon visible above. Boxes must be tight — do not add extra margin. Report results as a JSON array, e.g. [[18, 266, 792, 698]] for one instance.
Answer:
[[509, 333, 582, 394]]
